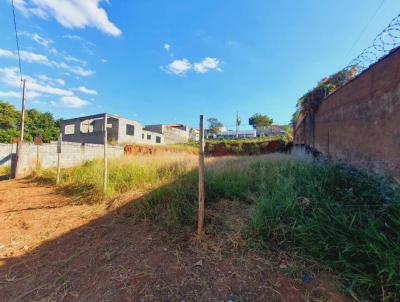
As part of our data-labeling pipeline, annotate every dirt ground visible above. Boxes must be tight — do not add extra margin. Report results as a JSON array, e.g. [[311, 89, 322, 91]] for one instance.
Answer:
[[0, 179, 349, 302]]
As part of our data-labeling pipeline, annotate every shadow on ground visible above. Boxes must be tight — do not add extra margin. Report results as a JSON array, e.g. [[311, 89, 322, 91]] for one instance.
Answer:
[[0, 173, 348, 302]]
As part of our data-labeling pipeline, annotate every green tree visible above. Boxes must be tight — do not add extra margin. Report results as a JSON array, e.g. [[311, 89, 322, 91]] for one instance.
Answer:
[[0, 100, 60, 143], [0, 101, 19, 143], [207, 117, 224, 134], [248, 113, 273, 129], [25, 109, 60, 142]]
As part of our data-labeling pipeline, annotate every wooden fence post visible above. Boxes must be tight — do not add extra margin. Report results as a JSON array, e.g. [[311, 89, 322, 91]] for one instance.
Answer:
[[197, 115, 205, 237], [103, 114, 108, 196]]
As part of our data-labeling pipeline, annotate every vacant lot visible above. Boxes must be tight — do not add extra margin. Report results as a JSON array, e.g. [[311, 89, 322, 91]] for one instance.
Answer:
[[0, 154, 350, 302], [1, 153, 398, 301]]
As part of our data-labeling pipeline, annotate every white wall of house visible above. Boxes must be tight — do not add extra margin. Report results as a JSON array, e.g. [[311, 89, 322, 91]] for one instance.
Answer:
[[61, 114, 164, 145]]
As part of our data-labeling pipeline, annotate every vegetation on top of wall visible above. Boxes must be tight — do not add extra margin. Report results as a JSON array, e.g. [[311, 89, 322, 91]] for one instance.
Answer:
[[0, 100, 60, 143], [292, 67, 358, 126]]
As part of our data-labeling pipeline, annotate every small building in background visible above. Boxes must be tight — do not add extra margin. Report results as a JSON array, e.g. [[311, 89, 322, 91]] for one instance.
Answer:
[[206, 129, 257, 140], [256, 125, 286, 137], [145, 123, 198, 144], [60, 113, 164, 145]]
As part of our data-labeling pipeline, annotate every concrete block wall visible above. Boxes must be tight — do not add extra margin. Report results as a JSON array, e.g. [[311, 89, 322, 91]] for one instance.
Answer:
[[294, 47, 400, 178], [4, 141, 124, 178], [0, 143, 17, 167]]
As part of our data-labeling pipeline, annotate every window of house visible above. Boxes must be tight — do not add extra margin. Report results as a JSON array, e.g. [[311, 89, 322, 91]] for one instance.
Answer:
[[126, 124, 135, 136], [156, 136, 161, 144], [147, 134, 151, 140], [142, 133, 144, 139], [64, 124, 75, 134]]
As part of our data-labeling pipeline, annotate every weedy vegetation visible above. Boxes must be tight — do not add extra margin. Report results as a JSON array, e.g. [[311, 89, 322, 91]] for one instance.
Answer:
[[0, 164, 10, 176], [34, 153, 400, 301]]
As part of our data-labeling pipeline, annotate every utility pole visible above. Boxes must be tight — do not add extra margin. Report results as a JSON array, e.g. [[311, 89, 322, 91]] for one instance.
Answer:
[[235, 112, 241, 139], [15, 79, 26, 178], [197, 115, 205, 237], [19, 79, 26, 142], [103, 113, 108, 196]]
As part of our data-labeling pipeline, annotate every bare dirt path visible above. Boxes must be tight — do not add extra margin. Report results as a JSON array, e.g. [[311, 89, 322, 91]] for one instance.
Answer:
[[0, 179, 349, 301]]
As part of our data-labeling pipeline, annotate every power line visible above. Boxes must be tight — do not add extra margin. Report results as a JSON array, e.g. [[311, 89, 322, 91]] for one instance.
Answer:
[[343, 0, 386, 63], [11, 0, 23, 83]]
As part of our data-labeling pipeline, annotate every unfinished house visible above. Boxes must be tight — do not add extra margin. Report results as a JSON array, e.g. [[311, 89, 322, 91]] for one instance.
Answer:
[[145, 124, 197, 144], [60, 113, 164, 145]]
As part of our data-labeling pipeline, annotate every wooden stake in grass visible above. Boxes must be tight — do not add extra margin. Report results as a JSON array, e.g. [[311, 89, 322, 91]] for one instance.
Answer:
[[103, 113, 108, 196], [197, 114, 205, 237]]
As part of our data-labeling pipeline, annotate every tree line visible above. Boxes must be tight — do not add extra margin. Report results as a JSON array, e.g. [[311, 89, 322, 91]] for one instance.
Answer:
[[0, 100, 60, 143]]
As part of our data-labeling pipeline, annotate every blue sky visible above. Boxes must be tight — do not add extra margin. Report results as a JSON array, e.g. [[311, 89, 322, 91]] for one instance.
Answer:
[[0, 0, 398, 129]]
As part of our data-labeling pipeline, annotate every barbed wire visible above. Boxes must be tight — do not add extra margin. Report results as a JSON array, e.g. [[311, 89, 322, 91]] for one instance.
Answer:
[[346, 13, 400, 74]]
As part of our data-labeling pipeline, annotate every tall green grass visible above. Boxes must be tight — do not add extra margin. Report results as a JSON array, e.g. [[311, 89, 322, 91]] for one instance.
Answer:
[[34, 153, 197, 202], [129, 156, 400, 301], [34, 153, 400, 300], [248, 160, 400, 301]]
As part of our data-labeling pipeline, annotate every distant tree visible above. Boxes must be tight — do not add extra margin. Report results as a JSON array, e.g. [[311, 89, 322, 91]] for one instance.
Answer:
[[25, 109, 60, 142], [248, 113, 273, 129], [0, 100, 60, 143], [207, 117, 224, 134], [0, 101, 19, 143]]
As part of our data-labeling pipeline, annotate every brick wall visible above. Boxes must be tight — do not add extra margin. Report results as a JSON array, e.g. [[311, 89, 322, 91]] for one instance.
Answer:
[[294, 47, 400, 178]]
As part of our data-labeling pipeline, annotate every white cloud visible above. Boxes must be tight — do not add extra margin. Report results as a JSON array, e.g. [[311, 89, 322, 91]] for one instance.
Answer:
[[0, 67, 73, 97], [162, 59, 191, 76], [0, 67, 92, 109], [0, 48, 51, 65], [63, 54, 87, 66], [76, 86, 98, 95], [0, 49, 16, 59], [164, 43, 171, 52], [0, 89, 42, 100], [15, 0, 122, 37], [162, 57, 222, 76], [193, 57, 222, 73], [0, 48, 94, 77], [14, 0, 47, 18], [0, 90, 42, 100], [0, 91, 20, 98], [20, 50, 51, 65], [57, 96, 90, 108], [62, 34, 96, 46], [20, 32, 53, 47], [37, 74, 65, 86]]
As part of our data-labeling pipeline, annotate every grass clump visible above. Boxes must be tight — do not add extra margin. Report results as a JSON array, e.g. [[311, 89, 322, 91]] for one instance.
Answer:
[[34, 153, 197, 202], [127, 155, 400, 300], [33, 152, 400, 300], [0, 164, 10, 176], [248, 160, 400, 301]]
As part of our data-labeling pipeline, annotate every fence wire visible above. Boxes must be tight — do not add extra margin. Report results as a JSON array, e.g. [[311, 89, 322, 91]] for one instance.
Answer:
[[346, 13, 400, 74]]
